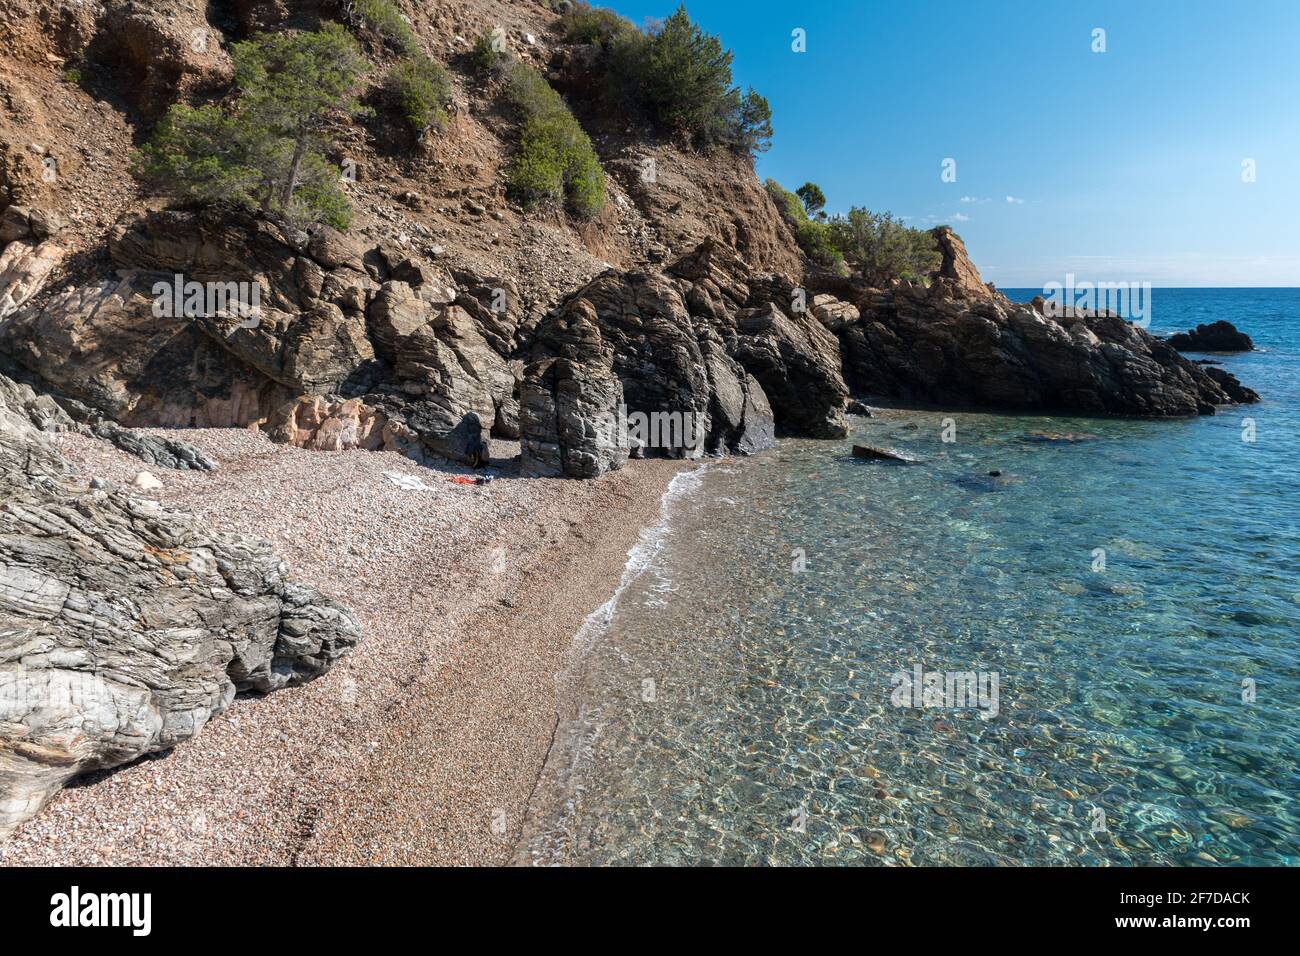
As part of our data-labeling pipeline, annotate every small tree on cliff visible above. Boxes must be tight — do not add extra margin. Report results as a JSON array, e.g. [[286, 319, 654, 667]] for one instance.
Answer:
[[134, 25, 365, 230], [796, 182, 826, 218], [603, 6, 772, 155]]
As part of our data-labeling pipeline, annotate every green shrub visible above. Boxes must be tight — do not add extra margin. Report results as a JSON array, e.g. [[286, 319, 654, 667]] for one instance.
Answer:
[[348, 0, 417, 54], [133, 25, 364, 231], [570, 5, 771, 156], [561, 1, 636, 47], [471, 28, 510, 75], [765, 179, 845, 273], [505, 62, 605, 217], [510, 119, 568, 203], [618, 7, 730, 138], [386, 54, 450, 135], [827, 208, 941, 285]]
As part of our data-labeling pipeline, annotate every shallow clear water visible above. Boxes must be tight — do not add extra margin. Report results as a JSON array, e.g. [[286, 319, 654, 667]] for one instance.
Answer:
[[518, 289, 1300, 866]]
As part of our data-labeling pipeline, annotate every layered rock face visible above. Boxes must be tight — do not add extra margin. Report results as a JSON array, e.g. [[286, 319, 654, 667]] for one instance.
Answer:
[[0, 371, 360, 839], [0, 205, 1261, 481], [814, 230, 1259, 417], [520, 240, 849, 477], [517, 227, 1262, 477], [0, 207, 521, 466]]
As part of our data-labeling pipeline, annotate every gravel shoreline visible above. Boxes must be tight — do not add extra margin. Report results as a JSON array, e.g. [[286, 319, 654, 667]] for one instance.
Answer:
[[0, 429, 686, 866]]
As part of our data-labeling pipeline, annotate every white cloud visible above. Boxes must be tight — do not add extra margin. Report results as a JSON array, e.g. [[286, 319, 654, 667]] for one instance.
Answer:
[[1006, 195, 1025, 204], [959, 196, 988, 204], [953, 212, 970, 221]]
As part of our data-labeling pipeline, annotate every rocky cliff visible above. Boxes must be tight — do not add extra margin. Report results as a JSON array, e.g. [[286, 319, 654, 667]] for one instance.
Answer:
[[0, 1, 1259, 479]]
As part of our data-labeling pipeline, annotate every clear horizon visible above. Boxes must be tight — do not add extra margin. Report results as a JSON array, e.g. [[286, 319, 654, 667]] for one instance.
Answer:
[[605, 0, 1300, 288]]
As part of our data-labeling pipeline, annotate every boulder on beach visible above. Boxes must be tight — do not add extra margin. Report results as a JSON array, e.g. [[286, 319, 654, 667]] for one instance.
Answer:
[[0, 371, 361, 841], [1167, 321, 1254, 352]]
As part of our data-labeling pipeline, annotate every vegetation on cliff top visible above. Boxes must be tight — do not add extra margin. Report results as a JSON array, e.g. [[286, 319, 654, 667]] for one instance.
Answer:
[[562, 3, 772, 156], [765, 179, 845, 273], [767, 179, 942, 284], [134, 25, 365, 230]]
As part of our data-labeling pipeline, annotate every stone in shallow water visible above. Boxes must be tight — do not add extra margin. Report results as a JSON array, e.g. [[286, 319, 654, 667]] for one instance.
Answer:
[[851, 444, 919, 464], [954, 471, 1022, 492]]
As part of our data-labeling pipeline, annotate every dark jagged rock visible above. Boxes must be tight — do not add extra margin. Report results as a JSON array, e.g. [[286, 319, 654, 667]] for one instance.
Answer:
[[520, 356, 628, 478], [0, 371, 360, 839], [0, 207, 520, 466], [90, 422, 219, 471], [0, 357, 218, 471], [1167, 321, 1254, 353], [520, 240, 848, 476], [815, 236, 1260, 417]]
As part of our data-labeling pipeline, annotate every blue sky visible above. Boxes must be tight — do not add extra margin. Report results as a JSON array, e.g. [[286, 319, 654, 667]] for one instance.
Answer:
[[604, 0, 1300, 287]]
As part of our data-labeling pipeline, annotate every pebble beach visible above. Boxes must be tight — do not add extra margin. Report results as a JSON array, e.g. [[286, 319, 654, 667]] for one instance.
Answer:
[[0, 428, 685, 866]]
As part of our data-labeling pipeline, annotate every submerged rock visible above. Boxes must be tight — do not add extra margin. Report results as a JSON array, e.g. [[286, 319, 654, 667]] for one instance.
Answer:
[[955, 471, 1023, 492], [852, 444, 919, 464], [1021, 432, 1100, 444]]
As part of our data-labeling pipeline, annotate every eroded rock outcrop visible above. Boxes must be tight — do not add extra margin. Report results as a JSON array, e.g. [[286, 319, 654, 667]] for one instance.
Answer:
[[0, 207, 520, 466], [0, 200, 1260, 482], [0, 371, 360, 840], [519, 240, 851, 476], [930, 226, 994, 300], [816, 234, 1259, 417]]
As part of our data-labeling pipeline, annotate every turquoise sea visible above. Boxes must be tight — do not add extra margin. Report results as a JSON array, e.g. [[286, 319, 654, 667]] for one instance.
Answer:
[[518, 289, 1300, 866]]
